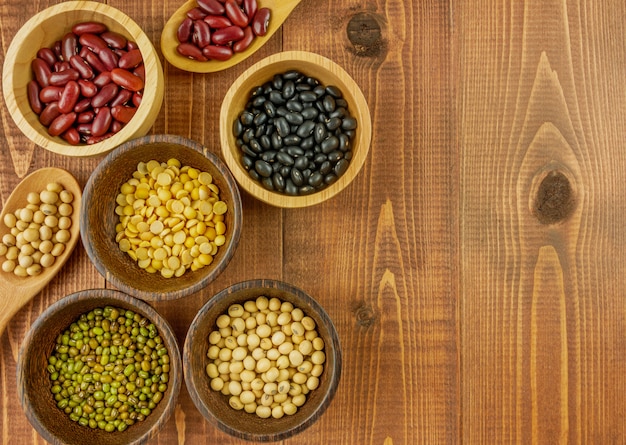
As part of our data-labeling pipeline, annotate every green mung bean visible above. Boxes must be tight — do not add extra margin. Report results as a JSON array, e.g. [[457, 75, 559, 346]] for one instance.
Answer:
[[46, 306, 169, 432]]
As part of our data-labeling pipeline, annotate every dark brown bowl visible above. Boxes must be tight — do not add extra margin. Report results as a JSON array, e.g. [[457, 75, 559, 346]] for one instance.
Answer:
[[17, 289, 182, 445], [80, 134, 243, 301], [184, 279, 342, 442]]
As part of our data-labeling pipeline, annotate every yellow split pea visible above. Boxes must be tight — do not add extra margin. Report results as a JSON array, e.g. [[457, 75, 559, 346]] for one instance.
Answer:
[[115, 158, 228, 278]]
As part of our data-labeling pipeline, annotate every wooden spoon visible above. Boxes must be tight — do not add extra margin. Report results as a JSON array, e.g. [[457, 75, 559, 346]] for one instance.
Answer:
[[161, 0, 303, 73], [0, 168, 82, 336]]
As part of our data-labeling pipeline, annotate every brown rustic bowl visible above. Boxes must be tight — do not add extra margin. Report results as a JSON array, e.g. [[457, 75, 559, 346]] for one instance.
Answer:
[[2, 1, 164, 157], [184, 279, 342, 441], [80, 134, 242, 301], [220, 51, 372, 208], [17, 288, 182, 445]]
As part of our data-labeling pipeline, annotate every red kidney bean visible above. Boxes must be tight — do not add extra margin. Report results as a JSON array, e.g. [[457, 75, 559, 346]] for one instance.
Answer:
[[204, 15, 232, 28], [198, 0, 225, 15], [83, 50, 108, 74], [32, 58, 52, 87], [72, 21, 108, 36], [91, 83, 119, 108], [61, 33, 78, 63], [93, 71, 112, 89], [233, 26, 254, 53], [127, 41, 139, 51], [251, 8, 271, 36], [110, 120, 123, 134], [27, 80, 43, 114], [37, 48, 57, 67], [118, 49, 143, 69], [58, 80, 80, 114], [132, 92, 143, 107], [39, 86, 63, 103], [62, 127, 81, 145], [193, 19, 212, 48], [187, 7, 207, 20], [48, 112, 76, 136], [54, 61, 72, 72], [53, 41, 63, 60], [101, 31, 128, 49], [202, 44, 233, 61], [76, 123, 93, 135], [177, 17, 194, 43], [79, 33, 108, 54], [49, 69, 80, 86], [69, 55, 94, 79], [77, 110, 95, 123], [92, 107, 112, 137], [111, 105, 137, 123], [86, 133, 113, 144], [176, 42, 208, 61], [110, 68, 144, 92], [98, 47, 119, 71], [133, 64, 146, 83], [110, 88, 133, 107], [243, 0, 257, 21], [211, 26, 245, 45], [224, 0, 249, 27], [77, 79, 97, 98], [39, 102, 61, 126], [74, 98, 93, 113]]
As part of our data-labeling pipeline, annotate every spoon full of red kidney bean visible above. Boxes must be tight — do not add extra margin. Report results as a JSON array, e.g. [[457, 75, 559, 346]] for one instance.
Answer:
[[28, 21, 145, 145], [161, 0, 302, 73]]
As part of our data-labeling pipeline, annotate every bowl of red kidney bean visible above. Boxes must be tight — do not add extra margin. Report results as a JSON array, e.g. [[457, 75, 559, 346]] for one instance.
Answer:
[[220, 51, 372, 208], [161, 0, 303, 73], [2, 1, 164, 157]]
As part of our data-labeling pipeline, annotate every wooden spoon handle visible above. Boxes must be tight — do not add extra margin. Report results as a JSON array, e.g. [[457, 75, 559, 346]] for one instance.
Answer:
[[0, 279, 40, 336]]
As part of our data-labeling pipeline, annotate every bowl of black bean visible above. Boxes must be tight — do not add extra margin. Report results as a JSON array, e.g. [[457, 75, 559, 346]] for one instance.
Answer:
[[17, 288, 182, 445], [220, 51, 371, 207]]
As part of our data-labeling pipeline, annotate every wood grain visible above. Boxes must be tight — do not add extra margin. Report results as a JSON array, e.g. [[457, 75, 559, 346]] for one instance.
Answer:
[[1, 0, 625, 444]]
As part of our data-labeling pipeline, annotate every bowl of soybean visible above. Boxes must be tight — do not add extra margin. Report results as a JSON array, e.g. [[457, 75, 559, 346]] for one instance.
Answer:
[[220, 51, 372, 207], [80, 134, 243, 301], [17, 288, 182, 445], [184, 279, 342, 441]]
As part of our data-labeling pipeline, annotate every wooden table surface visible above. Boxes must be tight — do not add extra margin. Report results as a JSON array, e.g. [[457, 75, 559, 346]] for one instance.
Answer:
[[2, 0, 626, 444]]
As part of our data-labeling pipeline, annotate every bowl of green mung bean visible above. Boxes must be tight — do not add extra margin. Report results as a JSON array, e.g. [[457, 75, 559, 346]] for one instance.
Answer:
[[17, 288, 182, 445], [183, 279, 342, 442], [80, 134, 243, 301]]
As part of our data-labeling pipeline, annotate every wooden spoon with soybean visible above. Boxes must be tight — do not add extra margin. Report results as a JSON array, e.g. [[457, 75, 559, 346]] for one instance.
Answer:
[[161, 0, 303, 73], [0, 168, 82, 336]]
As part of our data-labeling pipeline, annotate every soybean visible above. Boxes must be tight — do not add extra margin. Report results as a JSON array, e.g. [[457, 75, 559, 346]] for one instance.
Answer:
[[205, 296, 325, 419], [234, 71, 357, 196]]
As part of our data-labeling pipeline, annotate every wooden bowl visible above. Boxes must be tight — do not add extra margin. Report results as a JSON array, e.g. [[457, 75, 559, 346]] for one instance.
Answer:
[[184, 279, 342, 441], [220, 51, 372, 208], [17, 289, 182, 445], [1, 1, 164, 157], [80, 134, 242, 301]]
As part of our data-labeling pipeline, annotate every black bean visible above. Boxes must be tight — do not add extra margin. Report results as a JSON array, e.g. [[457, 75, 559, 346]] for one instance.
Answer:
[[240, 111, 254, 126], [323, 95, 336, 113], [272, 74, 283, 89], [336, 98, 348, 108], [330, 107, 347, 119], [241, 144, 257, 157], [299, 185, 316, 195], [286, 99, 303, 112], [301, 136, 315, 150], [275, 117, 290, 137], [242, 155, 255, 170], [253, 112, 268, 126], [313, 85, 326, 97], [324, 173, 338, 185], [338, 133, 350, 152], [314, 153, 327, 164], [254, 160, 273, 177], [272, 172, 285, 192], [260, 150, 277, 162], [285, 112, 304, 125], [276, 106, 289, 117], [260, 134, 271, 149], [279, 165, 291, 178], [308, 171, 323, 187], [261, 177, 274, 190], [321, 135, 339, 154], [297, 120, 315, 138], [243, 128, 254, 144], [342, 117, 357, 130], [283, 70, 301, 80], [272, 161, 282, 173], [296, 83, 312, 91], [254, 124, 266, 138], [328, 150, 344, 162], [264, 101, 277, 117], [286, 146, 305, 157], [345, 129, 356, 140], [299, 91, 317, 102], [249, 139, 263, 153], [285, 179, 298, 195], [283, 134, 302, 146], [301, 107, 319, 120], [252, 95, 266, 107], [314, 123, 327, 143], [269, 90, 285, 105], [282, 80, 295, 99], [334, 159, 350, 176], [301, 169, 312, 182], [319, 161, 332, 175], [291, 168, 304, 186], [271, 132, 283, 149], [326, 85, 343, 98], [294, 156, 309, 170], [233, 119, 243, 137], [326, 117, 342, 131], [306, 76, 319, 86], [249, 169, 260, 181], [276, 151, 295, 166]]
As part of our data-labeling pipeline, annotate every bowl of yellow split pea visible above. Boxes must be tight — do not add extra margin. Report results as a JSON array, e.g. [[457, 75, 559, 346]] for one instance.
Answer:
[[80, 134, 242, 301]]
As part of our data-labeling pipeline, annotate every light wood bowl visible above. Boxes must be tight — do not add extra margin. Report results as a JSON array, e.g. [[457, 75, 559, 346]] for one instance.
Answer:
[[184, 279, 342, 441], [2, 1, 164, 157], [80, 134, 243, 301], [17, 289, 182, 445], [220, 51, 372, 208]]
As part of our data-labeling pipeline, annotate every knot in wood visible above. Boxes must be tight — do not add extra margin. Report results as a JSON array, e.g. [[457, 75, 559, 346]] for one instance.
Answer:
[[533, 170, 576, 224], [346, 12, 385, 58], [354, 305, 376, 327]]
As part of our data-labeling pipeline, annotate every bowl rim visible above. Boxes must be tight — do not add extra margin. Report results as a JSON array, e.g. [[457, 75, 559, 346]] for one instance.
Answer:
[[80, 134, 243, 301], [219, 50, 372, 208], [183, 278, 343, 441], [1, 0, 164, 158], [17, 288, 182, 445]]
